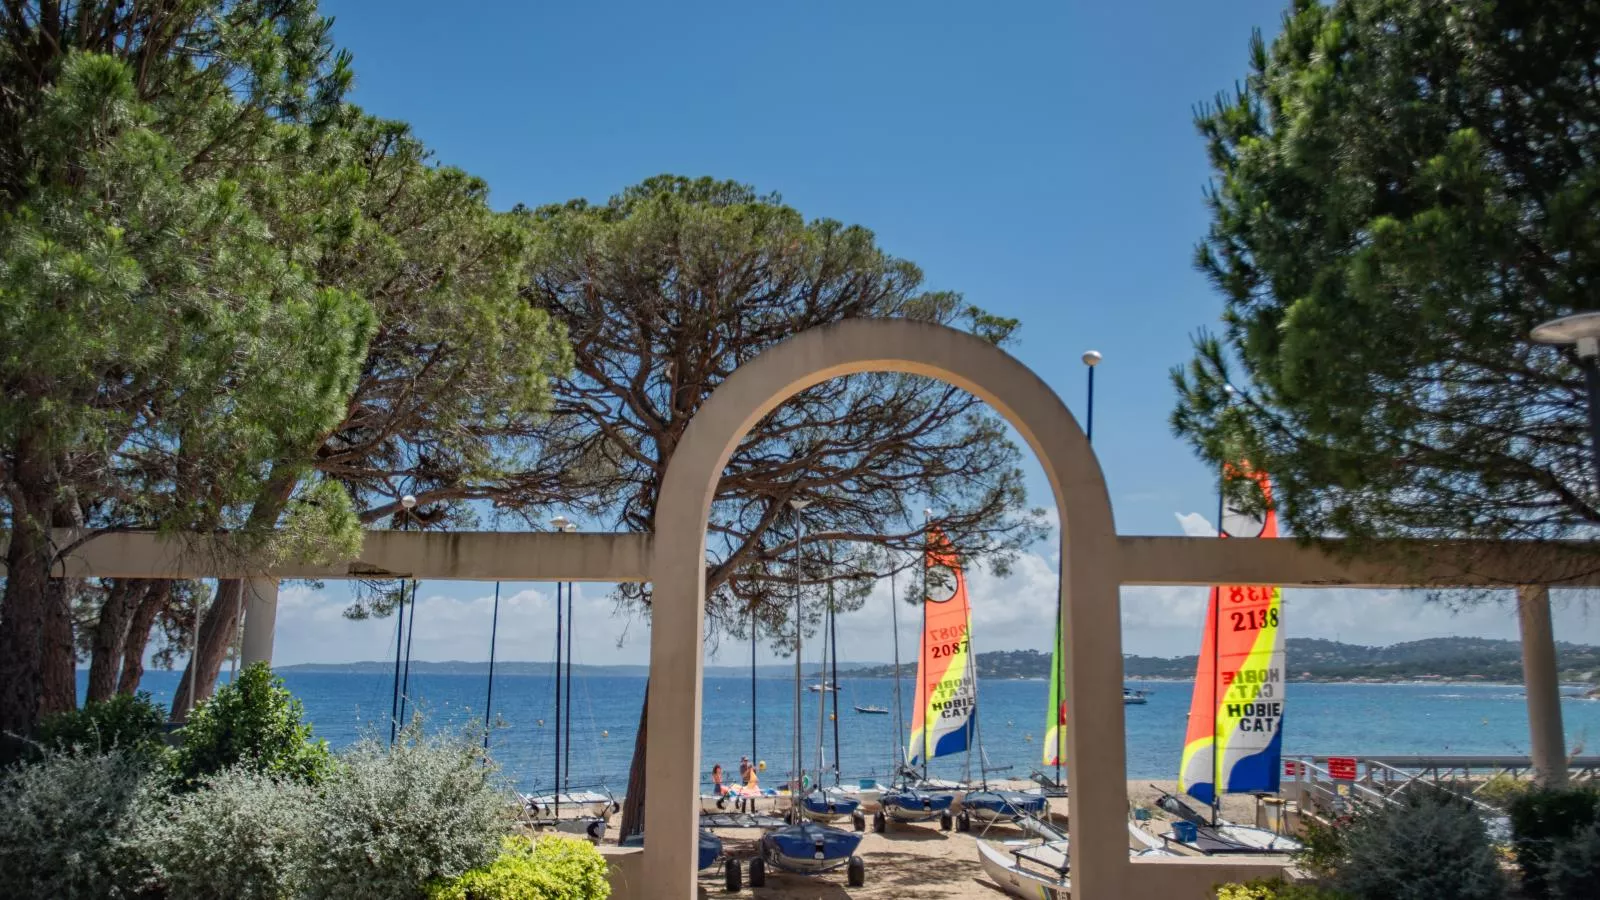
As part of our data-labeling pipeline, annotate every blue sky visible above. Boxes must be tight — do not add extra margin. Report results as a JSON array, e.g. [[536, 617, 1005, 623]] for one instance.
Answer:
[[258, 0, 1600, 667]]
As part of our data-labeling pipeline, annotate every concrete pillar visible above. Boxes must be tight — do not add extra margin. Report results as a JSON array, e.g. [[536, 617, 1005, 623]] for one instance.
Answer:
[[239, 578, 280, 668], [1517, 584, 1567, 787]]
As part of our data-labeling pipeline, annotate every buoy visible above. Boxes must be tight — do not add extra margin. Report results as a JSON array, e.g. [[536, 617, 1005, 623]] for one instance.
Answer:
[[602, 730, 609, 738], [758, 760, 766, 771], [537, 719, 544, 727]]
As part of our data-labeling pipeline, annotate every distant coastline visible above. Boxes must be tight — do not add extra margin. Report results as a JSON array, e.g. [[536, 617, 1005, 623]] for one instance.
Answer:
[[277, 636, 1600, 687]]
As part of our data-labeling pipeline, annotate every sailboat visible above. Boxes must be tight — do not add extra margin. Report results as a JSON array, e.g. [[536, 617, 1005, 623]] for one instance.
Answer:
[[752, 507, 865, 888], [796, 579, 864, 827], [1168, 463, 1301, 855], [522, 583, 616, 839], [877, 527, 965, 831]]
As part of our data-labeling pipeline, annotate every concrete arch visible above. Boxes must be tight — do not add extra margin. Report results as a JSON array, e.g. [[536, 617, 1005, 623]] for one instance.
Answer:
[[647, 318, 1129, 897]]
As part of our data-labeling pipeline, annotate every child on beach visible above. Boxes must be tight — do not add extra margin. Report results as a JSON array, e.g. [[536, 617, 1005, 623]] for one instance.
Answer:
[[712, 763, 725, 795]]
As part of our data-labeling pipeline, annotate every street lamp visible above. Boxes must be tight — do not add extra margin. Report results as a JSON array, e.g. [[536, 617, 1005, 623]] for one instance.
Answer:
[[1532, 312, 1600, 490], [1082, 350, 1102, 443]]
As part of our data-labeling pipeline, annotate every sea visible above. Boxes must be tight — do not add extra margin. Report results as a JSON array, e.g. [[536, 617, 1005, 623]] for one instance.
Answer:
[[90, 671, 1600, 794]]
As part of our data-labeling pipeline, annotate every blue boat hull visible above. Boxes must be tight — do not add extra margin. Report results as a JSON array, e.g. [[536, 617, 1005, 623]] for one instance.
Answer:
[[761, 820, 862, 874], [963, 789, 1049, 822], [881, 787, 956, 822], [620, 830, 723, 871], [799, 788, 861, 822]]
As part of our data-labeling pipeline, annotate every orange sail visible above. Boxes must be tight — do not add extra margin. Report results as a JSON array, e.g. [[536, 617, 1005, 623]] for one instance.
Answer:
[[906, 529, 976, 766], [1177, 465, 1285, 805]]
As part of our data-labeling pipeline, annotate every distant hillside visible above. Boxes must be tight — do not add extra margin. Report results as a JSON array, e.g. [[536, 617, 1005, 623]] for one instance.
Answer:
[[276, 660, 886, 679], [846, 638, 1600, 684]]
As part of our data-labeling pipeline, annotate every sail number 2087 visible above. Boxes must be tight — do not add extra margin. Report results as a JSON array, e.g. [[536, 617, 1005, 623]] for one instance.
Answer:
[[929, 641, 969, 659]]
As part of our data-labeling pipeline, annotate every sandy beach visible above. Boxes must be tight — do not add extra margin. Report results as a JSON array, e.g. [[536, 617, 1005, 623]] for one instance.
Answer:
[[651, 780, 1277, 899]]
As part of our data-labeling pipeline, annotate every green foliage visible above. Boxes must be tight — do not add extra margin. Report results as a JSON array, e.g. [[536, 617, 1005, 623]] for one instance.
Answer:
[[298, 731, 511, 900], [1293, 817, 1347, 880], [427, 835, 611, 900], [174, 663, 330, 786], [1173, 0, 1600, 545], [1330, 792, 1506, 900], [1215, 880, 1347, 900], [1478, 772, 1534, 809], [1509, 785, 1600, 898], [37, 692, 167, 757], [1545, 807, 1600, 900], [0, 749, 160, 899], [134, 766, 316, 900]]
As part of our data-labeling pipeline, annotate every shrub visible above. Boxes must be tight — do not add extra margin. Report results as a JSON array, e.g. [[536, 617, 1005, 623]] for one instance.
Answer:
[[174, 662, 330, 786], [0, 749, 160, 899], [37, 692, 168, 758], [1509, 785, 1600, 898], [134, 766, 316, 900], [1476, 771, 1532, 808], [1293, 818, 1347, 879], [428, 835, 611, 900], [1215, 880, 1348, 900], [1330, 791, 1506, 900], [299, 731, 512, 900], [1539, 803, 1600, 900]]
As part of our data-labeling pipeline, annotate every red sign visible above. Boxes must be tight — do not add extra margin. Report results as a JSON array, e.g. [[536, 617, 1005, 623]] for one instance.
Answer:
[[1328, 756, 1358, 781], [1283, 760, 1301, 777]]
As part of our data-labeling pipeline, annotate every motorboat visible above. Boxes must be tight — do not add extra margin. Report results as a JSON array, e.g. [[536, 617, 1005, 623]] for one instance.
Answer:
[[854, 704, 889, 714], [1122, 688, 1148, 704]]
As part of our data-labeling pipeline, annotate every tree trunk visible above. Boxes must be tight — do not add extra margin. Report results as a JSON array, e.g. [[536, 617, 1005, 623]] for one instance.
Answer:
[[618, 682, 648, 839], [0, 436, 59, 752], [170, 470, 298, 720], [86, 580, 145, 703], [40, 576, 77, 717], [119, 581, 172, 696]]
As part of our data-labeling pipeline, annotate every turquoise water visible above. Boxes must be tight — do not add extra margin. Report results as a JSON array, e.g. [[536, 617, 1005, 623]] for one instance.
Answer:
[[99, 671, 1600, 792]]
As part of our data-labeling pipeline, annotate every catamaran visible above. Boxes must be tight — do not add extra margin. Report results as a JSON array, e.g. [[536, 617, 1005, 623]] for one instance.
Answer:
[[877, 527, 967, 832], [751, 510, 865, 888], [1167, 463, 1301, 856]]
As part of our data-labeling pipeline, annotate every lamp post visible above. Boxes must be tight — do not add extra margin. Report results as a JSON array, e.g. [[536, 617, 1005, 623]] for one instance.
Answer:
[[1082, 350, 1102, 443], [1520, 314, 1600, 787], [788, 497, 811, 801]]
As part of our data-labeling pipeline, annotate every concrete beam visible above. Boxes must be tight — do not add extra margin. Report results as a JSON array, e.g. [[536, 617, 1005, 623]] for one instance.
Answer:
[[1118, 535, 1600, 588], [44, 529, 653, 582]]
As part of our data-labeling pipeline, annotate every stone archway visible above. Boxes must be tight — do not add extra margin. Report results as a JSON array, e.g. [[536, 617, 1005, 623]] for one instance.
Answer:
[[647, 319, 1129, 898]]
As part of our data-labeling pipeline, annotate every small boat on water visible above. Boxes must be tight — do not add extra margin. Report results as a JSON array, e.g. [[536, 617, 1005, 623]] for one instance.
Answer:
[[1122, 688, 1148, 705], [854, 704, 888, 714], [807, 681, 838, 693]]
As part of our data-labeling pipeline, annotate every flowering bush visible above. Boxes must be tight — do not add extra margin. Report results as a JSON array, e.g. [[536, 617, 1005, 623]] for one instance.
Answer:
[[135, 766, 316, 900], [428, 835, 611, 900], [0, 749, 160, 900], [1215, 880, 1346, 900], [298, 732, 513, 900]]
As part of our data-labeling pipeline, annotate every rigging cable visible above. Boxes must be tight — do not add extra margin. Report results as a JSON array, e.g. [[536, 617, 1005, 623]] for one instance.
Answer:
[[483, 582, 501, 751]]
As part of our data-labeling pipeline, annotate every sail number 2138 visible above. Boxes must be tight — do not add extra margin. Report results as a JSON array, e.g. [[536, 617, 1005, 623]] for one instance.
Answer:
[[1230, 608, 1279, 631]]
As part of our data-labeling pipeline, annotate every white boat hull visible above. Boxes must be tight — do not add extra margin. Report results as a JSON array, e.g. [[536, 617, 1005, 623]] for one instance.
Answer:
[[976, 839, 1065, 900]]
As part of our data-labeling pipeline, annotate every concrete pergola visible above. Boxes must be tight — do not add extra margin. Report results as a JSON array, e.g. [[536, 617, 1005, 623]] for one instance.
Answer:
[[47, 319, 1598, 899]]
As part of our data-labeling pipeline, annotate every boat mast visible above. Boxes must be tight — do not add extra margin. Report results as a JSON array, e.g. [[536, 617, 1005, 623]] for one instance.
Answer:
[[483, 582, 500, 751], [828, 567, 842, 786], [1211, 474, 1225, 827], [553, 581, 563, 818], [815, 567, 827, 786], [564, 580, 574, 797], [750, 602, 758, 767], [789, 498, 811, 804], [889, 559, 905, 780], [920, 509, 931, 784]]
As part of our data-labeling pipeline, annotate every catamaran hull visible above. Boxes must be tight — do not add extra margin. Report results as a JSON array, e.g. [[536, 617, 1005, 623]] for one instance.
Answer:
[[761, 822, 862, 875], [881, 788, 956, 823], [975, 839, 1065, 900], [798, 789, 861, 823], [963, 790, 1049, 823]]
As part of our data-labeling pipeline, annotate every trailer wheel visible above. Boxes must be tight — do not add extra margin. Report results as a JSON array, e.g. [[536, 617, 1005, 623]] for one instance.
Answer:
[[847, 855, 866, 887], [939, 811, 953, 831], [873, 811, 886, 833], [851, 811, 865, 832], [956, 812, 971, 833], [724, 859, 741, 892], [749, 857, 766, 888]]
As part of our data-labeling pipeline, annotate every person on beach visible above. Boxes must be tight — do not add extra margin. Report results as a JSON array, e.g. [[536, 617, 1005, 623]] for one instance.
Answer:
[[712, 763, 725, 795], [739, 755, 752, 784]]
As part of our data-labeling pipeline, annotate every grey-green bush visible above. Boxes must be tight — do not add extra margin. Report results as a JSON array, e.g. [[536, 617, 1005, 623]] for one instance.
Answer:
[[135, 766, 316, 900], [0, 749, 160, 899], [1546, 807, 1600, 900], [1331, 791, 1506, 900], [37, 692, 168, 758], [299, 732, 512, 900]]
